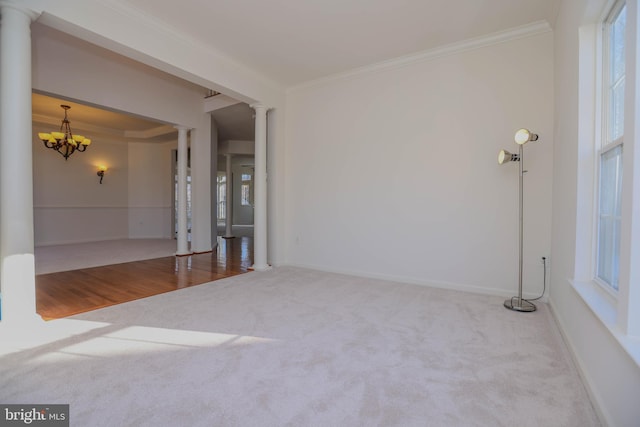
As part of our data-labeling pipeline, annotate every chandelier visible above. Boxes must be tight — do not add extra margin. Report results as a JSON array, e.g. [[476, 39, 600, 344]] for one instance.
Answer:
[[38, 105, 91, 160]]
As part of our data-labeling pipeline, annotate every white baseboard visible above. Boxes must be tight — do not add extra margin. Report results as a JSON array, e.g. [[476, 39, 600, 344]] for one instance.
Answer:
[[548, 300, 611, 427], [287, 261, 548, 301], [35, 235, 130, 247]]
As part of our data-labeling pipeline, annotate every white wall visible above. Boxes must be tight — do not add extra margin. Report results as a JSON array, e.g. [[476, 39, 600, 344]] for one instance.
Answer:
[[32, 127, 129, 245], [128, 142, 174, 239], [31, 24, 205, 131], [32, 124, 175, 245], [219, 140, 256, 156], [285, 32, 554, 297], [551, 1, 640, 426]]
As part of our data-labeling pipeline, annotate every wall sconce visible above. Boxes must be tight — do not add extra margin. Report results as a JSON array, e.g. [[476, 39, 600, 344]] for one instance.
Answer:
[[498, 128, 540, 313], [97, 165, 107, 184]]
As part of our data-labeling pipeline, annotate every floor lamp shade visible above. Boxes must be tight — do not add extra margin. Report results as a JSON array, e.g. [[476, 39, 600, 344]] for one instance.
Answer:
[[514, 128, 539, 145], [498, 149, 519, 164]]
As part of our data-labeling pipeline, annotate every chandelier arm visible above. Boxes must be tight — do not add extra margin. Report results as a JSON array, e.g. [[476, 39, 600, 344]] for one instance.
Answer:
[[60, 143, 72, 160]]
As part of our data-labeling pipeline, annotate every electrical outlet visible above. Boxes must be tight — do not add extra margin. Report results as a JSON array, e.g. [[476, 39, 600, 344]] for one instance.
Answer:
[[541, 256, 549, 269]]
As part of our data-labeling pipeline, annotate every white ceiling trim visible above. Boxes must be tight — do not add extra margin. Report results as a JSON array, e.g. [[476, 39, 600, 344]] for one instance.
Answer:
[[288, 20, 552, 93], [124, 125, 176, 139], [32, 113, 126, 138]]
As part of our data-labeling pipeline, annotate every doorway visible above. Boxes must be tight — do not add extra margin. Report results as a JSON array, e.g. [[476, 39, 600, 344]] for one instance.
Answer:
[[216, 160, 254, 238]]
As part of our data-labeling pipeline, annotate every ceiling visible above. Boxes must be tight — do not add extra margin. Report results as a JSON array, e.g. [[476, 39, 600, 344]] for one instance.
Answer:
[[32, 0, 559, 143], [119, 0, 560, 87], [211, 103, 255, 141]]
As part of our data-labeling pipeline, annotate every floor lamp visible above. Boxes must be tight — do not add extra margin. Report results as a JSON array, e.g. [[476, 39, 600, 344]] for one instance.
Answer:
[[498, 128, 539, 312]]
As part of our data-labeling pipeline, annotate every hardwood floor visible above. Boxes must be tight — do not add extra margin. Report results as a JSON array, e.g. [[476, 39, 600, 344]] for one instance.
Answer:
[[36, 237, 253, 320]]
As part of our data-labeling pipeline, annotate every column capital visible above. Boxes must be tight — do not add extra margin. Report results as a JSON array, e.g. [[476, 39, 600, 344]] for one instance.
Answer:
[[0, 1, 40, 21], [174, 125, 192, 132], [249, 102, 271, 112]]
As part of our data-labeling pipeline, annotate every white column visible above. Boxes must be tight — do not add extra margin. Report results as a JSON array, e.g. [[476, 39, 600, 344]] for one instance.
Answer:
[[188, 115, 213, 254], [210, 118, 219, 247], [0, 2, 41, 327], [223, 154, 234, 238], [251, 103, 270, 270], [175, 126, 191, 256]]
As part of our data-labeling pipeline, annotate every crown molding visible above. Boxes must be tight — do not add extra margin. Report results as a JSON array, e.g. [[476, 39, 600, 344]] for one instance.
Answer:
[[288, 20, 552, 93], [32, 113, 178, 143], [124, 125, 175, 139], [32, 113, 125, 138]]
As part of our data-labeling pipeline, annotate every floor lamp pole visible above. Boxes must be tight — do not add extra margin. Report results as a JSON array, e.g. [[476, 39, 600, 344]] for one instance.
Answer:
[[504, 144, 536, 312]]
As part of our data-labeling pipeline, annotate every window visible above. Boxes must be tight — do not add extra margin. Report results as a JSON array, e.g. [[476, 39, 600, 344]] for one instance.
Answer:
[[217, 173, 226, 220], [596, 1, 626, 292], [241, 173, 252, 206]]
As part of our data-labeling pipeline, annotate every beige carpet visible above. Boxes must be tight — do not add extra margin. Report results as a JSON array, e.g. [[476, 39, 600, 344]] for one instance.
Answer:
[[0, 267, 599, 426]]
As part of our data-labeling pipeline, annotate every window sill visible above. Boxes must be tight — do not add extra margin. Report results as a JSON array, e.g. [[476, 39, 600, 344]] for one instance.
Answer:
[[571, 279, 640, 368]]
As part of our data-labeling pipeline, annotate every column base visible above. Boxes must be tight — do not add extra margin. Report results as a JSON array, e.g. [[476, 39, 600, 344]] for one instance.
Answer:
[[192, 249, 213, 255], [0, 314, 47, 349], [175, 252, 193, 257], [249, 264, 272, 272]]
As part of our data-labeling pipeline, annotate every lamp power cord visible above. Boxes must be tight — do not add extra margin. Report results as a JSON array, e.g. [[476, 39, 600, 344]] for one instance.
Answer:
[[523, 256, 547, 302]]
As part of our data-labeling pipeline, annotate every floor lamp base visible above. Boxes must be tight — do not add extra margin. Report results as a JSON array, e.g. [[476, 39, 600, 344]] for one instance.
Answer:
[[504, 297, 536, 312]]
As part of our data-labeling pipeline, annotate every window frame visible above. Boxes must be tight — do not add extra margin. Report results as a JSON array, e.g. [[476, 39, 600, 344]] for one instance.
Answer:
[[594, 0, 626, 294], [573, 0, 640, 363]]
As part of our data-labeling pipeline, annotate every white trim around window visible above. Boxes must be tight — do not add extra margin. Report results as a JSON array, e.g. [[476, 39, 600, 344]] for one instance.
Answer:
[[575, 0, 640, 367]]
